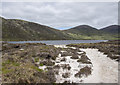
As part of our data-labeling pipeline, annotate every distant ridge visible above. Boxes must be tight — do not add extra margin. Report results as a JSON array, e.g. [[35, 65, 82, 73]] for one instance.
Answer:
[[64, 24, 119, 40], [100, 25, 120, 34], [64, 25, 100, 36], [1, 17, 119, 41]]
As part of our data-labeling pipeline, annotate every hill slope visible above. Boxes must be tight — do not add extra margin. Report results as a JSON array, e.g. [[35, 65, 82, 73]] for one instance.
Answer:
[[64, 25, 100, 36], [63, 25, 117, 40], [2, 17, 71, 41], [1, 17, 119, 41], [100, 25, 119, 34], [99, 25, 120, 39], [64, 25, 101, 40]]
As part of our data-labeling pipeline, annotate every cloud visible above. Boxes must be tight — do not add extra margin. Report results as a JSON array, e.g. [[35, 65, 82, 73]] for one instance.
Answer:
[[1, 0, 119, 2], [2, 2, 118, 29]]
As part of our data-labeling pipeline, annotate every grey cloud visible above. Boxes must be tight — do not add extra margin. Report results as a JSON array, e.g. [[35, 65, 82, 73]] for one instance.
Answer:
[[2, 2, 118, 29]]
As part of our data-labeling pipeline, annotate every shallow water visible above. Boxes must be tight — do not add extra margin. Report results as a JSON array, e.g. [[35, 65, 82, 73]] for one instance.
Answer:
[[8, 40, 108, 45]]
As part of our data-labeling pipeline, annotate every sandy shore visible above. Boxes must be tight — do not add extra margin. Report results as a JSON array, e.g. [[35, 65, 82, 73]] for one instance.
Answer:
[[81, 49, 118, 83], [54, 45, 92, 83], [54, 45, 118, 83]]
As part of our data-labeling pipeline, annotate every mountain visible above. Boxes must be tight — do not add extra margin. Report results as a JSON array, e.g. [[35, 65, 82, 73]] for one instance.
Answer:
[[64, 25, 100, 35], [100, 25, 119, 34], [64, 25, 105, 40], [99, 25, 120, 39], [64, 25, 120, 40], [2, 17, 71, 41], [1, 17, 119, 41]]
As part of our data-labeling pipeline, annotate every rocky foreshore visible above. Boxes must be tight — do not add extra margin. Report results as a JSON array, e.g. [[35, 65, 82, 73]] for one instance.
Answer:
[[2, 42, 93, 83], [1, 40, 119, 83], [67, 40, 120, 61]]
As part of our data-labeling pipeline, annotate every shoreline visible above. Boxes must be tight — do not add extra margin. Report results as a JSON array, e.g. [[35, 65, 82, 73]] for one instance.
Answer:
[[80, 48, 118, 83], [54, 45, 118, 83], [5, 40, 108, 45], [1, 40, 119, 83]]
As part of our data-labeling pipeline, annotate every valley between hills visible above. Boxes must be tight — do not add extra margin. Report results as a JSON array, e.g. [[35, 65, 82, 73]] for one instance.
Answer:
[[0, 17, 119, 84], [1, 17, 119, 41]]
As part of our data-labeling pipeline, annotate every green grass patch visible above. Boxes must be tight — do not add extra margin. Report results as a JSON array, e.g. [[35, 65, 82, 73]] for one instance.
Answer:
[[12, 62, 20, 66], [2, 60, 11, 66], [34, 57, 39, 62], [2, 60, 20, 67], [44, 46, 49, 49], [39, 63, 44, 66], [31, 66, 43, 72], [2, 67, 13, 74]]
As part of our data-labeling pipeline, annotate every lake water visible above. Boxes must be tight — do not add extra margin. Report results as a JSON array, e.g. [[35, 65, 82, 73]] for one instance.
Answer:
[[8, 40, 108, 45]]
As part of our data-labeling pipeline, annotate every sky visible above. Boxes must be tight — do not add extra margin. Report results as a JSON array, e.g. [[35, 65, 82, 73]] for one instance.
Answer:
[[1, 1, 118, 30]]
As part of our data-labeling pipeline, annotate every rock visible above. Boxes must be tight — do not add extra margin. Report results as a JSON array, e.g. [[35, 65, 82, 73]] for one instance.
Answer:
[[75, 66, 92, 78], [14, 45, 20, 48], [62, 73, 70, 78], [61, 64, 71, 70], [46, 70, 56, 82], [40, 60, 55, 66], [20, 48, 24, 51], [61, 58, 66, 62], [63, 81, 70, 83], [78, 52, 86, 55], [54, 69, 59, 75], [61, 52, 72, 57], [53, 65, 60, 69], [39, 52, 49, 58], [77, 54, 92, 64], [71, 54, 79, 59]]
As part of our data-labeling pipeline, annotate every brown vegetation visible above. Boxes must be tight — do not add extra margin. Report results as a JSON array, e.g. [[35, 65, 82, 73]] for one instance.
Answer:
[[67, 40, 120, 61], [75, 66, 92, 78], [2, 43, 60, 83]]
